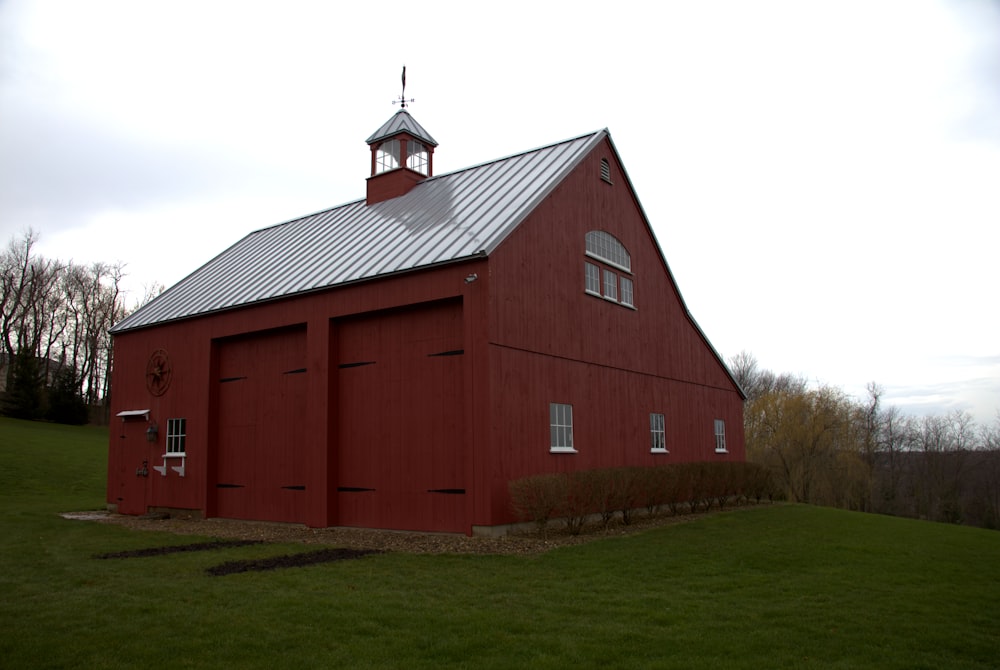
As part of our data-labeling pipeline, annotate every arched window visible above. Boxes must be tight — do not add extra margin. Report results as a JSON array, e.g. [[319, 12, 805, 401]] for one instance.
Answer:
[[584, 231, 634, 308], [586, 231, 630, 271]]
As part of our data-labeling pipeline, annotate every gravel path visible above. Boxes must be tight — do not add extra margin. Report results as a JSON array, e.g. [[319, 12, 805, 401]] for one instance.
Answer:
[[64, 508, 730, 556]]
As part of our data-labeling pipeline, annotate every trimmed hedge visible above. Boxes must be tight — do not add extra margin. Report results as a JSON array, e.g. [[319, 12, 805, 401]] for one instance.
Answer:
[[509, 462, 776, 535]]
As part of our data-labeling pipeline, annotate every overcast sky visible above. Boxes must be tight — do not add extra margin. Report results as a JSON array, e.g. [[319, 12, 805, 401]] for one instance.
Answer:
[[1, 0, 998, 424]]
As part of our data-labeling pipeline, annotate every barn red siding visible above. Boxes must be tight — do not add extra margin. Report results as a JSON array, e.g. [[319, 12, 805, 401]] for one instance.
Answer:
[[477, 138, 745, 526], [334, 300, 467, 532], [211, 326, 309, 523], [107, 262, 487, 531]]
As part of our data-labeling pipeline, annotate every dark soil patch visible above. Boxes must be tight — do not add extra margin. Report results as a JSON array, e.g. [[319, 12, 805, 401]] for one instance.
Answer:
[[94, 539, 263, 559], [206, 547, 384, 576]]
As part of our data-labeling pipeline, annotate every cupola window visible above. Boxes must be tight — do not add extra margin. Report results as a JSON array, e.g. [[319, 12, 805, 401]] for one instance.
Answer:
[[407, 141, 429, 174], [376, 139, 401, 173]]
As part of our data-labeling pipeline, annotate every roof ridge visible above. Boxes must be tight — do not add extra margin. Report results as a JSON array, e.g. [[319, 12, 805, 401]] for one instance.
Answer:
[[424, 129, 606, 183]]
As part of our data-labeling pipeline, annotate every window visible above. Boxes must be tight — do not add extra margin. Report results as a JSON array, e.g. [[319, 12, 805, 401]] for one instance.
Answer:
[[167, 418, 187, 455], [584, 231, 634, 308], [714, 419, 727, 453], [650, 413, 666, 453], [406, 140, 428, 174], [600, 158, 611, 183], [620, 276, 634, 307], [586, 231, 630, 271], [550, 403, 575, 452], [585, 262, 601, 295], [603, 269, 618, 301], [376, 139, 401, 173]]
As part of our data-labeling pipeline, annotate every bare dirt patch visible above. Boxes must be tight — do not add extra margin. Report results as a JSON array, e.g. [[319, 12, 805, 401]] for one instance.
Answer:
[[93, 539, 263, 559], [206, 548, 383, 576]]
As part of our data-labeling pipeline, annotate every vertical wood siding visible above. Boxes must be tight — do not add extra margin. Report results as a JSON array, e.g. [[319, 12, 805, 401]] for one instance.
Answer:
[[334, 299, 466, 532]]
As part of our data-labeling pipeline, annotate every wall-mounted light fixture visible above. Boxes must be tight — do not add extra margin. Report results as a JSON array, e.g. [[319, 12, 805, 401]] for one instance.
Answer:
[[464, 273, 478, 283], [146, 423, 158, 443]]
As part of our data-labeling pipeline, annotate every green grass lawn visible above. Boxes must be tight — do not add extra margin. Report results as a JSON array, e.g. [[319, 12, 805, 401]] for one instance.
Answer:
[[2, 416, 998, 669]]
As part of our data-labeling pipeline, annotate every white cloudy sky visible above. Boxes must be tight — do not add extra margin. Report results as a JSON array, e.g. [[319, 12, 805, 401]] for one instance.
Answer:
[[1, 0, 998, 424]]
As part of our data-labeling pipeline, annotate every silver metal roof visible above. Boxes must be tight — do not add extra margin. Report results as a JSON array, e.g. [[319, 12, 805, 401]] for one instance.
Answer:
[[113, 130, 606, 333], [365, 109, 438, 146]]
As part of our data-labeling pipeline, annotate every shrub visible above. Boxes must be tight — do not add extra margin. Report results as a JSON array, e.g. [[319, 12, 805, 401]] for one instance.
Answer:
[[509, 473, 567, 537], [612, 468, 641, 525], [563, 470, 601, 535]]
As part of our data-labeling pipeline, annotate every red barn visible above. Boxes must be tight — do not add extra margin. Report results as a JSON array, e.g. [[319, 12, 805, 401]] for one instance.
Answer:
[[107, 109, 745, 534]]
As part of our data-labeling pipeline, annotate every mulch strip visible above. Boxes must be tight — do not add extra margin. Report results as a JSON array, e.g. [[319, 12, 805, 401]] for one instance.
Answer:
[[206, 547, 384, 576], [93, 539, 263, 559]]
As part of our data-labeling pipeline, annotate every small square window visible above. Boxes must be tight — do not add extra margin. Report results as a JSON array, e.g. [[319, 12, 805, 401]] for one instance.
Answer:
[[650, 413, 666, 452], [550, 403, 575, 452], [714, 419, 727, 453]]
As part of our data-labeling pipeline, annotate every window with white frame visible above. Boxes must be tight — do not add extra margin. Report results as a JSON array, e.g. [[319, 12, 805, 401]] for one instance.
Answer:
[[620, 276, 634, 307], [650, 413, 666, 453], [376, 139, 401, 173], [603, 269, 618, 301], [584, 231, 634, 308], [714, 419, 727, 453], [585, 262, 601, 295], [167, 418, 187, 455], [550, 403, 575, 452], [406, 140, 428, 174]]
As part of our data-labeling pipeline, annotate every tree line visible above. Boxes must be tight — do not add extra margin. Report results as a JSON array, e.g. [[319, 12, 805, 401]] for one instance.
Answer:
[[729, 350, 1000, 529], [0, 230, 157, 423]]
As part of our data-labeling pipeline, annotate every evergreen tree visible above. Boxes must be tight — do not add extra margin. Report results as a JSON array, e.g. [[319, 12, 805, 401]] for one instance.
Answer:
[[46, 366, 89, 425], [5, 353, 45, 420]]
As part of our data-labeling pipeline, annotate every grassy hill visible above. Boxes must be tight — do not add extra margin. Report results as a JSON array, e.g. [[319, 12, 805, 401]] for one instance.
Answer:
[[1, 417, 998, 669]]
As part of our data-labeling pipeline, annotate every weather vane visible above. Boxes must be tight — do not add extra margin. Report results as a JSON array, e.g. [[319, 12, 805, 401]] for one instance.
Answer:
[[393, 65, 414, 109]]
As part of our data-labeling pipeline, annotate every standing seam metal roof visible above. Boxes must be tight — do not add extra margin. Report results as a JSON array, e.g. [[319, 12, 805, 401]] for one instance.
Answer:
[[112, 129, 606, 333]]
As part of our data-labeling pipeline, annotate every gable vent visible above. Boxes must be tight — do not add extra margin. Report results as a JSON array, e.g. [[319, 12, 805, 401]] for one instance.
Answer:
[[600, 158, 611, 183]]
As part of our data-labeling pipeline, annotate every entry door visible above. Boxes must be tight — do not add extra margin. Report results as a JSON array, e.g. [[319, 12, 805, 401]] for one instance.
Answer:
[[336, 300, 467, 532], [112, 418, 153, 515]]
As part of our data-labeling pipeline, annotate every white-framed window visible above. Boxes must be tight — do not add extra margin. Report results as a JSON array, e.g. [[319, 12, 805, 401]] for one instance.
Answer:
[[406, 140, 428, 174], [376, 139, 401, 173], [585, 262, 601, 295], [586, 231, 630, 271], [167, 418, 187, 455], [584, 231, 635, 309], [650, 413, 666, 453], [550, 403, 575, 453], [620, 276, 634, 307], [714, 419, 727, 453], [603, 269, 618, 301]]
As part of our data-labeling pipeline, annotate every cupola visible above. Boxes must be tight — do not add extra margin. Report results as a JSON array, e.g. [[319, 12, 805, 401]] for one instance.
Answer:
[[365, 77, 438, 205]]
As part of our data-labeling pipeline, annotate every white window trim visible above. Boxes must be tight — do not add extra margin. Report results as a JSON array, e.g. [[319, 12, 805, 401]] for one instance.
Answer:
[[650, 412, 667, 454], [550, 403, 576, 454], [166, 418, 187, 456], [714, 419, 728, 453], [585, 251, 631, 275]]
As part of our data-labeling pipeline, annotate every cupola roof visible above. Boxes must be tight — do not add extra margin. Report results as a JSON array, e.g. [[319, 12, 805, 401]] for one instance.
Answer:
[[366, 109, 438, 147]]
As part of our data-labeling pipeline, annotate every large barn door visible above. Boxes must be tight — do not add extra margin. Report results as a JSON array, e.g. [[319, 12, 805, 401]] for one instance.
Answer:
[[212, 326, 308, 524], [336, 300, 467, 532]]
